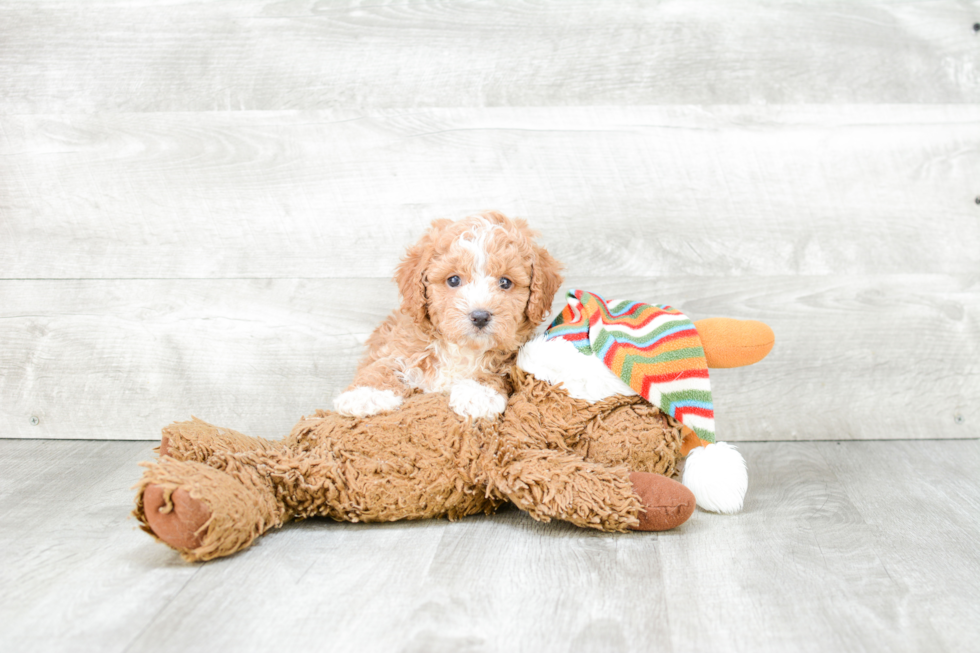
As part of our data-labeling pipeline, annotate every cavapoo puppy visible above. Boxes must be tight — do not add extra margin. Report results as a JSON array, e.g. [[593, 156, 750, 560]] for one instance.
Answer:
[[335, 211, 563, 419]]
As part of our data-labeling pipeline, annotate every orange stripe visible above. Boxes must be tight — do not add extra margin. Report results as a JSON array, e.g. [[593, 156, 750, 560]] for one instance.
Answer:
[[602, 334, 703, 362], [624, 358, 708, 380], [680, 428, 711, 455], [606, 346, 709, 377]]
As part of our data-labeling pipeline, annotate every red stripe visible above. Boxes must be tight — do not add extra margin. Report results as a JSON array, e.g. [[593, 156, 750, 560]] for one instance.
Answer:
[[596, 308, 674, 330], [639, 369, 709, 396], [576, 294, 672, 325], [674, 405, 715, 420], [642, 367, 709, 382], [647, 327, 699, 348], [598, 331, 701, 360], [560, 303, 680, 332]]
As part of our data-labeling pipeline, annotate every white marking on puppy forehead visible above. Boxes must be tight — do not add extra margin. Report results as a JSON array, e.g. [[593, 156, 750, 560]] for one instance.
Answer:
[[456, 217, 500, 277]]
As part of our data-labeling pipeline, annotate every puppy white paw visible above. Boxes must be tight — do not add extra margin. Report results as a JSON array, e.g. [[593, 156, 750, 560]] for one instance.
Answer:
[[334, 387, 403, 417], [449, 380, 507, 419]]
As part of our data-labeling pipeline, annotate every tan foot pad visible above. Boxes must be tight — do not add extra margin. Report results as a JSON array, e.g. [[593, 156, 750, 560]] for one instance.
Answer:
[[629, 472, 696, 531], [142, 485, 211, 550]]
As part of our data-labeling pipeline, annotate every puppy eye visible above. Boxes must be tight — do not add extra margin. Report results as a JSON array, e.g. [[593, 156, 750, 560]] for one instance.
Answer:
[[499, 277, 513, 290], [447, 275, 462, 288]]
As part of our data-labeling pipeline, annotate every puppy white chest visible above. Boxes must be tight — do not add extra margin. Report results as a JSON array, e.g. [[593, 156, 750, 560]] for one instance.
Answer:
[[403, 343, 489, 393]]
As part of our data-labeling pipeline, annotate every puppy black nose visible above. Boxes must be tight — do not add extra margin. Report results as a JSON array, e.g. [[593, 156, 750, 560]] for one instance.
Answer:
[[470, 310, 492, 329]]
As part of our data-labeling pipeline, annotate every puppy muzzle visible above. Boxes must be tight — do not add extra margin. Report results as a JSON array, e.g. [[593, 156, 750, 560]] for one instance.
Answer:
[[469, 310, 492, 330]]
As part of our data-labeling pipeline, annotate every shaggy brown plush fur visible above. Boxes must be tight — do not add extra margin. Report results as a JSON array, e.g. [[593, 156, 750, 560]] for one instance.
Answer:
[[134, 369, 688, 562]]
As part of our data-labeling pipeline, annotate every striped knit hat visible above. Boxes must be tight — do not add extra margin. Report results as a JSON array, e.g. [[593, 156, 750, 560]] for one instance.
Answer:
[[545, 290, 715, 446]]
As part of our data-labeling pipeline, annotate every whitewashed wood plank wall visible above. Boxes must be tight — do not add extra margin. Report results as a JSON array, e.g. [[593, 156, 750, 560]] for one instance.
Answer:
[[1, 1, 978, 440]]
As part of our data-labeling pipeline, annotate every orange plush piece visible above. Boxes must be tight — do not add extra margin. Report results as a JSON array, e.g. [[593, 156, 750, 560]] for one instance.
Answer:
[[133, 313, 773, 562], [694, 318, 775, 369]]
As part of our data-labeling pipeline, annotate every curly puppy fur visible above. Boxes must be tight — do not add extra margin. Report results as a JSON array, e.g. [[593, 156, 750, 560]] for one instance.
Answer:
[[335, 211, 563, 419]]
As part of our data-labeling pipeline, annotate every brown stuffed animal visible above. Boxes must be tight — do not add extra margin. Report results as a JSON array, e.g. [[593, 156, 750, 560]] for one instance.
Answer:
[[133, 314, 773, 562]]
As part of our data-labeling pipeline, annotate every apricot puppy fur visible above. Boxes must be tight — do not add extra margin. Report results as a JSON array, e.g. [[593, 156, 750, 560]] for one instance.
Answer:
[[334, 212, 563, 419]]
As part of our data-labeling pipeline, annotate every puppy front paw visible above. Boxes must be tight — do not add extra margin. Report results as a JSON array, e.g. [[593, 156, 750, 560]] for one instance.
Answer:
[[449, 380, 507, 419], [334, 387, 404, 417]]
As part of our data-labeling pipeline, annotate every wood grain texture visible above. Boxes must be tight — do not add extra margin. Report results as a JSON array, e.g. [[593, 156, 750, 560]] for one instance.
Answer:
[[1, 3, 978, 446], [1, 274, 976, 441], [819, 440, 980, 653], [0, 441, 201, 653], [1, 0, 979, 113], [656, 440, 980, 653], [2, 440, 978, 652], [0, 278, 393, 441], [2, 106, 978, 279]]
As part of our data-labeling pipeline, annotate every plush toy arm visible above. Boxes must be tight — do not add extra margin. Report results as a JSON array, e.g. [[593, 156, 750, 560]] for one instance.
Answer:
[[693, 318, 774, 369]]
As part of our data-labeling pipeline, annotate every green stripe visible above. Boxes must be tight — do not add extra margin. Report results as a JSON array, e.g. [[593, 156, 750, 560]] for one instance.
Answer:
[[590, 321, 695, 356], [692, 425, 715, 443], [599, 319, 692, 346], [661, 389, 713, 404], [548, 290, 715, 444], [618, 348, 706, 380]]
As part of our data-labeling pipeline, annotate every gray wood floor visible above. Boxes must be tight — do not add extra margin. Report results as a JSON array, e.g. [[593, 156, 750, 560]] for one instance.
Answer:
[[0, 438, 977, 653]]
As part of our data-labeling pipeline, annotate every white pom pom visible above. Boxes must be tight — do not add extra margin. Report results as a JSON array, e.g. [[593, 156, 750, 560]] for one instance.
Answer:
[[682, 442, 748, 514]]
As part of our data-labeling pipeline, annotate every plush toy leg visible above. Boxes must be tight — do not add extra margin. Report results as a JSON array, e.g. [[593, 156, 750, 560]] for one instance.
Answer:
[[490, 450, 639, 531], [497, 369, 694, 531], [159, 417, 278, 462], [134, 458, 285, 562], [576, 401, 685, 478], [488, 450, 694, 532]]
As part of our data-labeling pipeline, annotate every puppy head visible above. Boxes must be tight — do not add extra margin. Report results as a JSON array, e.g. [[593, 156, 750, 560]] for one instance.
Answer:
[[396, 211, 563, 351]]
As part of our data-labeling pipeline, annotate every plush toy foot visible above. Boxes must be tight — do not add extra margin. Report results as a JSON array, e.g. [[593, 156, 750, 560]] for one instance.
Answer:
[[135, 458, 285, 561], [142, 484, 212, 550], [629, 472, 696, 531]]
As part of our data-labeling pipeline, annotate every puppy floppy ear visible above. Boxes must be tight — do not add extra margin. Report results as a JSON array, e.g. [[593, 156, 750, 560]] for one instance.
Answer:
[[395, 219, 451, 325], [525, 244, 564, 327]]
